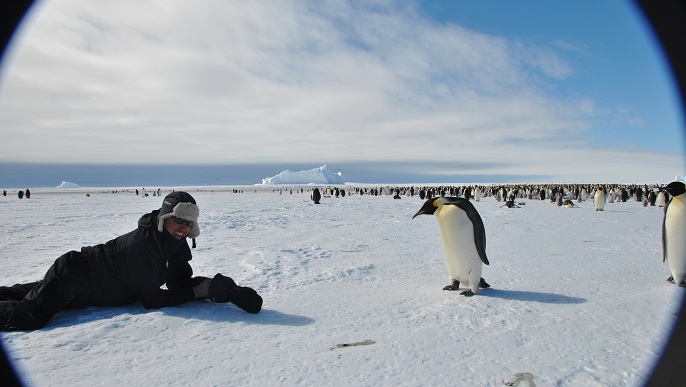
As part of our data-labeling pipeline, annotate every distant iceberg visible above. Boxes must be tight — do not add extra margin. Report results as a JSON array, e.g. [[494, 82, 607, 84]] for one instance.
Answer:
[[261, 164, 345, 185], [57, 181, 79, 188]]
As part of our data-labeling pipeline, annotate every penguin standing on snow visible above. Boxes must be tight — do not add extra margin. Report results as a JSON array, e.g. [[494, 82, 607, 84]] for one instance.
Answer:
[[413, 197, 490, 296], [311, 188, 321, 204], [657, 190, 667, 207], [594, 187, 606, 211], [662, 181, 686, 286]]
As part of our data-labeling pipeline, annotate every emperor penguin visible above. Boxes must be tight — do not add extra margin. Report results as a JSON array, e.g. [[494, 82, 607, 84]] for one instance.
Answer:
[[662, 181, 686, 286], [657, 191, 667, 207], [594, 187, 606, 211], [311, 188, 321, 204], [413, 197, 490, 296]]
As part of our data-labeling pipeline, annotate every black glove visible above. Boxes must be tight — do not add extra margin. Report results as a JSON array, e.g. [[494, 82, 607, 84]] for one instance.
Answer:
[[208, 273, 263, 313], [230, 286, 263, 314], [208, 273, 237, 303]]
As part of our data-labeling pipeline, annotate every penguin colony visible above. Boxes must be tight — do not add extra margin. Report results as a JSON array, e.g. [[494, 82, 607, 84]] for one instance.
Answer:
[[271, 181, 677, 294], [2, 181, 679, 289]]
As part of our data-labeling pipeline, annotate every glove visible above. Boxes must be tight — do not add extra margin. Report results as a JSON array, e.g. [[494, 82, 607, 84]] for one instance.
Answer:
[[230, 286, 263, 314], [208, 273, 237, 303], [208, 273, 263, 313]]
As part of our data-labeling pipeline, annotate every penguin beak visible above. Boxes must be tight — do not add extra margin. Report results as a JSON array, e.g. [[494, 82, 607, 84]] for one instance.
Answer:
[[412, 199, 438, 219]]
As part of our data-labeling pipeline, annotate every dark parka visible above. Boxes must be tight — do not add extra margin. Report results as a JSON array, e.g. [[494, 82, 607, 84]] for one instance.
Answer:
[[81, 209, 204, 309], [0, 209, 206, 330]]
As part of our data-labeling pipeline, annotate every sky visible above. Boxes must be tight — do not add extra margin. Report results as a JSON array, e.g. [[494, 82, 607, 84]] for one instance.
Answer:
[[0, 0, 684, 186]]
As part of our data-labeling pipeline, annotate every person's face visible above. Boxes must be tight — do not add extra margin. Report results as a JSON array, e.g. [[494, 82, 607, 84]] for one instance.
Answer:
[[164, 217, 192, 240]]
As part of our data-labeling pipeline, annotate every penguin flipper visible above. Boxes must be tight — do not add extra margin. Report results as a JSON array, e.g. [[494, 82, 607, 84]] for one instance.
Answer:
[[448, 198, 490, 265]]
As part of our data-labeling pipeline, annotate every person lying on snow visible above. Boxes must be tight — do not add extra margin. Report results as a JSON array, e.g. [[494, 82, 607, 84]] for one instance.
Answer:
[[0, 191, 262, 331]]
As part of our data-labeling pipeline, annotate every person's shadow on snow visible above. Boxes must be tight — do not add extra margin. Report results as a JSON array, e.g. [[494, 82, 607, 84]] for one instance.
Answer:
[[478, 288, 586, 304], [161, 301, 315, 326], [43, 301, 315, 330]]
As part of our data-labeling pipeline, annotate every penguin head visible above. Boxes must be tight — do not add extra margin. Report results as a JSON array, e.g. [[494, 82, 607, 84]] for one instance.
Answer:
[[661, 181, 686, 197], [412, 197, 445, 218]]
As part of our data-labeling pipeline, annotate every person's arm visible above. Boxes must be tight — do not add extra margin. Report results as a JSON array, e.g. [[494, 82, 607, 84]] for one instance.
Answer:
[[121, 241, 197, 309], [166, 256, 212, 299], [193, 279, 212, 298]]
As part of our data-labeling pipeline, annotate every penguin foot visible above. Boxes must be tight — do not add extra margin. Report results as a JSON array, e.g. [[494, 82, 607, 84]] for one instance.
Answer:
[[679, 282, 686, 288], [460, 290, 475, 297], [667, 276, 675, 284], [443, 279, 460, 291], [479, 278, 490, 289]]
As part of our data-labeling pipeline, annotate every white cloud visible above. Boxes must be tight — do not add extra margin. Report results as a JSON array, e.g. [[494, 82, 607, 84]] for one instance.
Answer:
[[0, 0, 682, 183]]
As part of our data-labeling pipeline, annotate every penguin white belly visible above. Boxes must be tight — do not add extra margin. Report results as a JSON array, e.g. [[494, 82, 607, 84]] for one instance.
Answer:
[[435, 205, 483, 293], [666, 198, 686, 283], [594, 191, 605, 211]]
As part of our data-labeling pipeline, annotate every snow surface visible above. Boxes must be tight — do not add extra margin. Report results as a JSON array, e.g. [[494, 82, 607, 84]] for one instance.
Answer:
[[0, 185, 682, 386], [261, 164, 344, 185]]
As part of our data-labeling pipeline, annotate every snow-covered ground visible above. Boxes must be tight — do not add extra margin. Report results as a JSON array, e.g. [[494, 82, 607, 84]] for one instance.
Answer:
[[0, 186, 681, 386]]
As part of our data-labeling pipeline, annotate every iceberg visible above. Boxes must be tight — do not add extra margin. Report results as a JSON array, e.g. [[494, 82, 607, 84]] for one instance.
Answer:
[[57, 181, 80, 188], [261, 164, 345, 185]]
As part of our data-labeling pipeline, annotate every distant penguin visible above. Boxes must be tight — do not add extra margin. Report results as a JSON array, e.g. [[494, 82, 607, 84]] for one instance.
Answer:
[[594, 188, 606, 211], [662, 181, 686, 286], [311, 188, 321, 204], [474, 187, 481, 202], [657, 191, 667, 207], [464, 187, 472, 201], [621, 189, 628, 202], [412, 197, 490, 296]]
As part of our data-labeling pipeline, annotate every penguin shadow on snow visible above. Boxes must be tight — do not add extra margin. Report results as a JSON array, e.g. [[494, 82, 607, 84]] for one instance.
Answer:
[[477, 288, 586, 304]]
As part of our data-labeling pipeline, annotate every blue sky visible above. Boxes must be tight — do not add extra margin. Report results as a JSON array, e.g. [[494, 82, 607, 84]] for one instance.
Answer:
[[417, 0, 683, 154], [0, 0, 684, 186]]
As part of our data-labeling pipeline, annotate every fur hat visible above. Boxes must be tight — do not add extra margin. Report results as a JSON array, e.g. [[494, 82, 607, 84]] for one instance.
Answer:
[[157, 191, 200, 239]]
